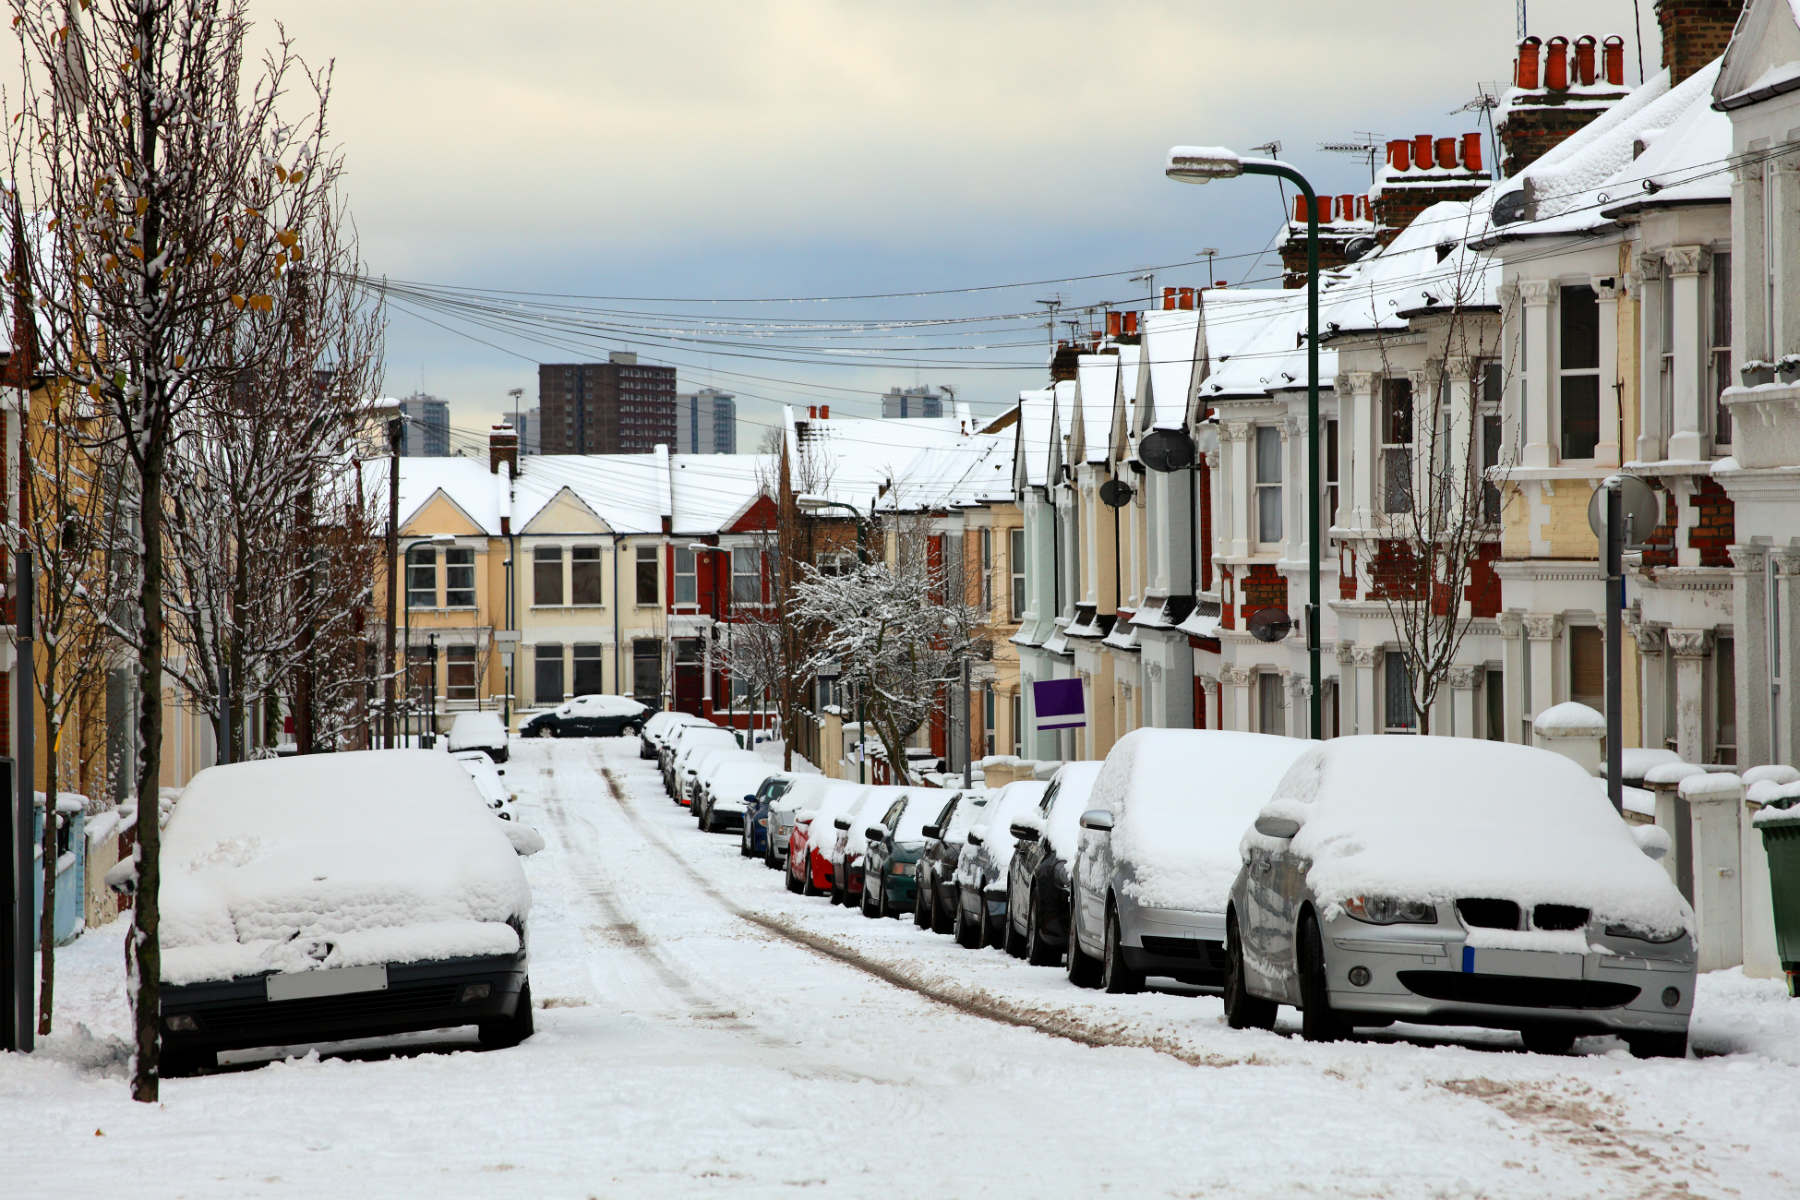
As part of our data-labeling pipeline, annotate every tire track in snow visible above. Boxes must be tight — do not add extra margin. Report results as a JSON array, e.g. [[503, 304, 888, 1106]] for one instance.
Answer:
[[595, 762, 1253, 1070]]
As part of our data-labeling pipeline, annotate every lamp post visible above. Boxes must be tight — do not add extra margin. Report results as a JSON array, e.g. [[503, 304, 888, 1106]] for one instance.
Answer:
[[1166, 146, 1323, 740], [399, 532, 456, 748], [425, 631, 440, 748]]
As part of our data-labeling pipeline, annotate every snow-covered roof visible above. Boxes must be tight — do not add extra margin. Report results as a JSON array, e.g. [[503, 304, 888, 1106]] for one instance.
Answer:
[[1013, 387, 1057, 491], [1139, 310, 1200, 430], [789, 409, 978, 513], [882, 431, 1013, 512], [1714, 0, 1800, 110], [1071, 353, 1121, 464], [1196, 289, 1339, 403]]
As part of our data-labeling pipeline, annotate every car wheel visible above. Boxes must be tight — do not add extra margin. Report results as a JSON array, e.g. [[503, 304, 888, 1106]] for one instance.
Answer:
[[764, 839, 780, 870], [954, 897, 981, 949], [802, 864, 820, 897], [1626, 1031, 1688, 1059], [1065, 892, 1101, 988], [1026, 896, 1058, 967], [1102, 907, 1144, 995], [932, 886, 955, 936], [1002, 901, 1027, 957], [1223, 913, 1276, 1031], [1298, 913, 1345, 1043], [1521, 1027, 1577, 1055], [738, 825, 753, 857], [158, 1039, 210, 1078], [786, 863, 802, 894], [861, 876, 880, 918], [479, 978, 535, 1049], [914, 878, 931, 929]]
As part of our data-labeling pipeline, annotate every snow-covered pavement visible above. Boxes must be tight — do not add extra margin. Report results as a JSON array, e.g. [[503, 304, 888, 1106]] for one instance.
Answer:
[[4, 737, 1797, 1198]]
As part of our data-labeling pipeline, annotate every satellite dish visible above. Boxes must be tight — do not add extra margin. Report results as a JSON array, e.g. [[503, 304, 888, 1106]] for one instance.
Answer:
[[1248, 607, 1293, 644], [1138, 428, 1197, 473], [1586, 476, 1660, 549], [1099, 479, 1135, 508], [1343, 235, 1378, 263], [1491, 189, 1527, 226]]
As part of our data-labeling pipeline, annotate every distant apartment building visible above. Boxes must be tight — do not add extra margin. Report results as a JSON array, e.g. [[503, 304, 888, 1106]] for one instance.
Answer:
[[882, 385, 946, 419], [538, 352, 678, 454], [398, 393, 451, 457], [516, 406, 541, 456], [676, 387, 738, 454]]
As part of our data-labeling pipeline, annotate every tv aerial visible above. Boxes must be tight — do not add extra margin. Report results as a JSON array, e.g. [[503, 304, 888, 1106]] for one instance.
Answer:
[[1319, 133, 1384, 185]]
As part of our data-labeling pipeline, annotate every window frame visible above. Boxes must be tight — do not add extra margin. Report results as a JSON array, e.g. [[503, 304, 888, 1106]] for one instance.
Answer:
[[1557, 283, 1601, 461], [570, 545, 605, 607], [533, 642, 565, 705], [731, 545, 762, 606], [443, 546, 476, 609], [1710, 249, 1732, 448], [1567, 624, 1605, 713], [572, 642, 605, 696], [405, 545, 437, 611], [979, 528, 993, 612], [635, 544, 660, 607], [1380, 377, 1414, 515], [445, 644, 478, 701], [1383, 651, 1417, 733], [1008, 527, 1026, 622], [673, 545, 698, 606], [532, 545, 563, 607], [1253, 425, 1284, 547]]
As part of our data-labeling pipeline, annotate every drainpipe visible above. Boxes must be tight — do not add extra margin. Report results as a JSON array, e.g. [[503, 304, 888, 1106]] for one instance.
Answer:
[[612, 533, 625, 696]]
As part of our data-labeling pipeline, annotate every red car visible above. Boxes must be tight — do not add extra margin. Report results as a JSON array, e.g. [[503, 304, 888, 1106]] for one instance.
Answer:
[[786, 814, 834, 894]]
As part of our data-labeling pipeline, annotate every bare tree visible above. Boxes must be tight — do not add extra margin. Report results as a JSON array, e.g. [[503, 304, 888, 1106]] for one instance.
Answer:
[[6, 0, 340, 1101]]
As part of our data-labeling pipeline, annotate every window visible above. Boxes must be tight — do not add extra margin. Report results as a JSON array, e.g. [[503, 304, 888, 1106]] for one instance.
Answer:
[[1558, 284, 1600, 460], [533, 546, 562, 606], [1485, 667, 1505, 741], [1009, 528, 1026, 621], [534, 643, 564, 704], [731, 546, 761, 605], [446, 645, 477, 701], [979, 529, 993, 612], [635, 545, 659, 606], [571, 546, 604, 605], [573, 642, 605, 696], [1381, 377, 1414, 514], [1711, 251, 1732, 446], [1323, 418, 1339, 526], [983, 683, 996, 757], [1715, 634, 1736, 765], [444, 547, 475, 608], [674, 545, 697, 605], [1568, 626, 1604, 712], [632, 640, 662, 705], [406, 546, 436, 610], [1383, 652, 1416, 732], [1010, 691, 1022, 756], [1659, 269, 1675, 447], [1254, 426, 1283, 544], [1256, 672, 1284, 734]]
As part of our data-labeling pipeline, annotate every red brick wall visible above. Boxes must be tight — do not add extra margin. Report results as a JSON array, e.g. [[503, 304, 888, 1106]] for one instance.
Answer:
[[1687, 476, 1735, 568], [1197, 457, 1214, 593], [1466, 543, 1502, 618], [1659, 0, 1745, 85], [1238, 563, 1285, 624], [1366, 539, 1420, 601]]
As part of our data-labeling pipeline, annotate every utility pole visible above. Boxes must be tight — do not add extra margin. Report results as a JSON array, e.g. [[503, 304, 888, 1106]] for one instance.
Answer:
[[383, 413, 402, 748], [425, 632, 439, 749], [961, 652, 973, 789], [5, 550, 35, 1051]]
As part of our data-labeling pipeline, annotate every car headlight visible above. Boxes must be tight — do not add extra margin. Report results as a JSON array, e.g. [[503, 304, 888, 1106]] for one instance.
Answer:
[[1604, 922, 1687, 944], [1344, 895, 1437, 925]]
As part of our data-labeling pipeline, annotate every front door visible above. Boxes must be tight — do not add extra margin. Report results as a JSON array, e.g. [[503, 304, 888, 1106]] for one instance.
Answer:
[[673, 639, 703, 716]]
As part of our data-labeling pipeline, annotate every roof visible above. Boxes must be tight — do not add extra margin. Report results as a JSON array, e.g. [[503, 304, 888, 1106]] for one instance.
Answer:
[[1071, 353, 1121, 464], [1013, 387, 1057, 491], [1139, 310, 1200, 430], [1714, 0, 1800, 110], [787, 409, 979, 513]]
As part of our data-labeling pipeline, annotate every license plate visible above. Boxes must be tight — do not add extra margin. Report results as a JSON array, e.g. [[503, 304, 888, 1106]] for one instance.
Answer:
[[266, 964, 389, 1002], [1461, 947, 1583, 979]]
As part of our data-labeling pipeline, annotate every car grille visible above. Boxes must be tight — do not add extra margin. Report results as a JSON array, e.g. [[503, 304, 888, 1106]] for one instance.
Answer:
[[188, 983, 465, 1035], [1397, 972, 1639, 1010], [1532, 904, 1591, 932], [1455, 899, 1521, 930], [1140, 936, 1227, 968]]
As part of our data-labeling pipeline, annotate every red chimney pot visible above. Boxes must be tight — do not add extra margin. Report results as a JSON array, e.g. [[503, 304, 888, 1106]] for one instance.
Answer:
[[1461, 132, 1483, 174], [1106, 311, 1122, 338], [1545, 36, 1569, 90], [1575, 36, 1597, 86], [819, 405, 829, 420], [1515, 36, 1542, 89], [1388, 138, 1412, 172], [1123, 311, 1139, 335], [1178, 287, 1196, 310], [1603, 36, 1624, 86], [1163, 286, 1177, 311], [1434, 137, 1457, 169], [1413, 134, 1434, 169]]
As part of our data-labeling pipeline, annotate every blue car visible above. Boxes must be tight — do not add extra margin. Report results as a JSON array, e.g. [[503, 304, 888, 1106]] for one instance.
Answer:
[[740, 774, 796, 859]]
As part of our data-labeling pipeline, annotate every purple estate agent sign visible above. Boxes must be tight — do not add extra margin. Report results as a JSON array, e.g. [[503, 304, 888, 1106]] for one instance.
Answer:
[[1033, 678, 1086, 730]]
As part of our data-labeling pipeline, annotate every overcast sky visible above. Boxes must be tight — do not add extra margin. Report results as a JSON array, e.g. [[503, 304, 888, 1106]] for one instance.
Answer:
[[256, 0, 1663, 448]]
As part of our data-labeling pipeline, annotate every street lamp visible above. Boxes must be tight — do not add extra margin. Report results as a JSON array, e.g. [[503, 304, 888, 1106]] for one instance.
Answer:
[[689, 543, 739, 744], [1166, 145, 1323, 741], [400, 532, 457, 748]]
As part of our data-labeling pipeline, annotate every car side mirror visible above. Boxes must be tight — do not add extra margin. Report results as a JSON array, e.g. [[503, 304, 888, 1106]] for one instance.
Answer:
[[503, 821, 545, 856], [865, 825, 886, 842], [968, 831, 985, 847], [1254, 813, 1301, 839], [1078, 809, 1113, 833], [922, 823, 942, 840], [1009, 821, 1041, 842], [833, 816, 851, 830], [744, 794, 757, 804], [1632, 824, 1671, 862]]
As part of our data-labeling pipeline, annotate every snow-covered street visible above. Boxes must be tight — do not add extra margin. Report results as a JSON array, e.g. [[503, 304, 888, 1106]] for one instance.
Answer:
[[5, 736, 1798, 1198]]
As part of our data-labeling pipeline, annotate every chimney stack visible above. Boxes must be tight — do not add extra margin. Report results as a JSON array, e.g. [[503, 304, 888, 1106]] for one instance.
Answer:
[[489, 423, 519, 477], [1497, 31, 1632, 177], [1656, 0, 1745, 87]]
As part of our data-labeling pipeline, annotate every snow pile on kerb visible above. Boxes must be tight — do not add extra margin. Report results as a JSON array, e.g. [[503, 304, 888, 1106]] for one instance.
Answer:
[[160, 750, 530, 985], [1090, 729, 1311, 911], [1253, 737, 1689, 932]]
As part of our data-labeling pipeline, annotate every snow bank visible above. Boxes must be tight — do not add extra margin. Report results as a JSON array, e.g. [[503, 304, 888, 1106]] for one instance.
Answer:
[[1533, 701, 1604, 734], [160, 751, 530, 986], [1253, 737, 1690, 934], [1742, 764, 1800, 787], [1621, 747, 1682, 782], [1090, 730, 1312, 912], [1645, 761, 1707, 786]]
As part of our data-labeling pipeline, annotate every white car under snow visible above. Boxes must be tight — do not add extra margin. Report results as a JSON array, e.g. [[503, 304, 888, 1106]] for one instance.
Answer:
[[155, 750, 539, 1073]]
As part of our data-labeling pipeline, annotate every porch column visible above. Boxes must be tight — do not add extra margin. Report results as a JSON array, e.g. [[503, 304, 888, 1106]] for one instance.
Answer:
[[1224, 666, 1252, 732], [1286, 672, 1309, 740], [1779, 547, 1800, 766], [1730, 545, 1770, 767], [1350, 646, 1378, 737], [1635, 254, 1668, 461], [1340, 371, 1378, 531], [1222, 421, 1251, 558], [1666, 246, 1707, 463], [1590, 278, 1622, 466], [1497, 611, 1526, 743], [1446, 665, 1480, 739], [1524, 613, 1559, 728], [1519, 281, 1553, 468], [1634, 623, 1669, 752], [1667, 628, 1712, 764]]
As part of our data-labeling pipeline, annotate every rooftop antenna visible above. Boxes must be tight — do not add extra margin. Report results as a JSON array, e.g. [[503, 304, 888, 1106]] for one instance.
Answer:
[[1129, 270, 1155, 311], [1517, 0, 1527, 41], [1248, 140, 1290, 216], [1196, 248, 1220, 288], [1453, 86, 1504, 179], [1035, 296, 1062, 355], [1319, 133, 1385, 186]]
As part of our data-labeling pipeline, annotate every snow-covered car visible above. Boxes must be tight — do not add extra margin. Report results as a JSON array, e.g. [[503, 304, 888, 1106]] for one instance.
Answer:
[[860, 790, 934, 919], [521, 693, 649, 739], [952, 781, 1048, 949], [640, 710, 701, 760], [452, 750, 514, 812], [916, 789, 987, 933], [156, 750, 538, 1074], [1227, 737, 1696, 1057], [685, 744, 746, 816], [447, 710, 510, 763], [669, 726, 740, 806], [829, 785, 910, 907], [766, 775, 841, 870], [1068, 730, 1311, 993], [740, 773, 795, 858], [1003, 760, 1103, 966], [695, 753, 778, 834], [786, 782, 867, 895]]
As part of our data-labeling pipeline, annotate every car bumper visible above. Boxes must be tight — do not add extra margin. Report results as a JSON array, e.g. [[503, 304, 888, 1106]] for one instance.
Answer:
[[1320, 923, 1695, 1035], [1120, 903, 1228, 982], [160, 951, 529, 1055]]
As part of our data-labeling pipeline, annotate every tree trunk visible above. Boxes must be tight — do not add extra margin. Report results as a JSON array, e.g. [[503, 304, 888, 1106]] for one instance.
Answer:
[[131, 448, 166, 1104], [37, 703, 58, 1037]]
